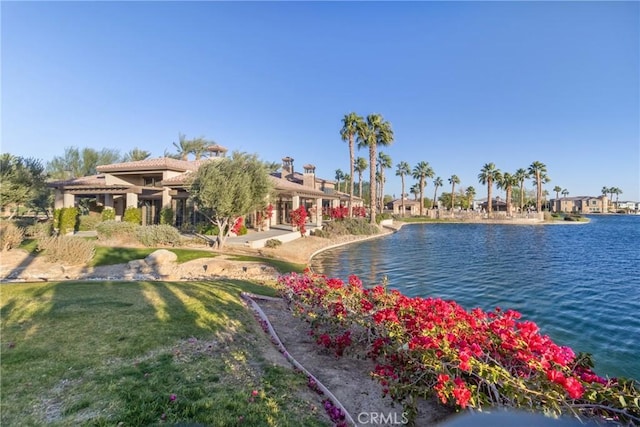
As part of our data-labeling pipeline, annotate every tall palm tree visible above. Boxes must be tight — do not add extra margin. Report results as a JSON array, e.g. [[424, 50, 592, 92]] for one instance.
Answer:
[[612, 187, 622, 211], [448, 175, 460, 211], [341, 113, 364, 217], [553, 185, 562, 212], [478, 163, 502, 216], [377, 152, 392, 213], [528, 161, 549, 212], [356, 114, 394, 225], [190, 137, 211, 160], [395, 161, 411, 217], [412, 161, 434, 216], [465, 186, 476, 210], [334, 169, 345, 193], [123, 148, 152, 162], [432, 177, 443, 209], [514, 168, 530, 211], [497, 172, 517, 216], [410, 183, 421, 201], [354, 157, 368, 198]]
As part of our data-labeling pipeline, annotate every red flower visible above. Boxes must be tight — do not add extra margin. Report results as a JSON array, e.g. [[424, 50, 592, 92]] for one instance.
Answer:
[[563, 377, 584, 399]]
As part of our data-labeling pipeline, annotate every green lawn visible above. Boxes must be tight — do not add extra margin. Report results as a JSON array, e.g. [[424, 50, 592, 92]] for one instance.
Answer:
[[1, 280, 328, 426]]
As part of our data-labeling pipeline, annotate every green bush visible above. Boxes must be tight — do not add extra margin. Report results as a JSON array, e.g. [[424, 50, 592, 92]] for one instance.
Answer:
[[134, 224, 182, 247], [375, 213, 393, 225], [123, 207, 142, 224], [323, 218, 379, 237], [265, 239, 282, 248], [78, 214, 102, 231], [159, 208, 174, 225], [237, 225, 248, 236], [25, 221, 53, 239], [58, 207, 79, 234], [310, 228, 328, 238], [96, 220, 139, 240], [195, 222, 219, 236], [101, 208, 116, 221], [37, 236, 95, 265], [0, 221, 24, 251]]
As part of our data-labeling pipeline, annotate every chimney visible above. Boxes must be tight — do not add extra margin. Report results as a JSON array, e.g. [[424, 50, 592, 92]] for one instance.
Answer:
[[282, 156, 294, 178], [303, 164, 316, 189]]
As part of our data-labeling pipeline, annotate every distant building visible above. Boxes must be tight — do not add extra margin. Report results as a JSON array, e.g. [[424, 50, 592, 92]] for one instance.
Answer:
[[550, 196, 609, 214]]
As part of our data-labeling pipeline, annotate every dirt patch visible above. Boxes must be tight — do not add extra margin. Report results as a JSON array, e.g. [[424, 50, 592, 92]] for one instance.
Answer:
[[250, 296, 453, 426]]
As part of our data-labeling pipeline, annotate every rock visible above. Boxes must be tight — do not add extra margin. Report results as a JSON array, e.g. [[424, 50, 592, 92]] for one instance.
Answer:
[[144, 249, 178, 266]]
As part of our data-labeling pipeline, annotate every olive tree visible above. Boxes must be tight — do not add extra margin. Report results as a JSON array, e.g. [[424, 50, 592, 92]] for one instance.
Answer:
[[189, 151, 273, 249], [0, 154, 49, 218]]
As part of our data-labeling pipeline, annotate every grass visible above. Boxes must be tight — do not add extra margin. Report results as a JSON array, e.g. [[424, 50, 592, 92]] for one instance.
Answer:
[[226, 255, 307, 274], [1, 280, 328, 426], [90, 247, 218, 267]]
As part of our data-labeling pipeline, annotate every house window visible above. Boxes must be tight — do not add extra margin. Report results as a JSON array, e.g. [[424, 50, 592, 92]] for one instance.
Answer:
[[144, 177, 158, 187]]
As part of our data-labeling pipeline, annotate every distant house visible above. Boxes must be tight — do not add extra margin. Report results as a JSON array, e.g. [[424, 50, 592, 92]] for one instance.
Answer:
[[388, 196, 422, 216], [48, 149, 363, 229], [550, 196, 609, 214]]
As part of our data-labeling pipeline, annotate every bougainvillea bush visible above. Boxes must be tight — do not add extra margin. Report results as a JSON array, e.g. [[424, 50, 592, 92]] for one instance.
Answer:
[[277, 272, 640, 425]]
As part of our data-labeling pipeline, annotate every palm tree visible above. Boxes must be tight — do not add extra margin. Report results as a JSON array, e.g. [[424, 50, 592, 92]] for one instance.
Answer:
[[395, 161, 411, 217], [377, 152, 392, 213], [172, 133, 193, 160], [341, 113, 364, 217], [190, 137, 211, 160], [528, 161, 549, 212], [553, 186, 562, 212], [432, 177, 443, 209], [448, 175, 460, 211], [123, 148, 152, 162], [356, 114, 394, 225], [514, 168, 530, 211], [412, 161, 434, 216], [497, 172, 517, 216], [612, 187, 623, 211], [354, 157, 368, 198], [465, 186, 476, 210], [478, 163, 502, 216], [410, 183, 421, 201], [334, 169, 345, 193]]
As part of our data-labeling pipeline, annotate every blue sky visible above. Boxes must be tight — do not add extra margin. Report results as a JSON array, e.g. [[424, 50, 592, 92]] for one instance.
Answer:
[[2, 1, 639, 201]]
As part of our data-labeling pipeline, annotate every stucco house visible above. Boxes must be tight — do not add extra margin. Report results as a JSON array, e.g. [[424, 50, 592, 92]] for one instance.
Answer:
[[48, 149, 362, 230], [388, 196, 422, 216], [550, 196, 609, 214]]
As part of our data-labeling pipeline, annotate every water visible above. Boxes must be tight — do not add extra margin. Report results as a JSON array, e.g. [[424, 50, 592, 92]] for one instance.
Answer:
[[310, 215, 640, 380]]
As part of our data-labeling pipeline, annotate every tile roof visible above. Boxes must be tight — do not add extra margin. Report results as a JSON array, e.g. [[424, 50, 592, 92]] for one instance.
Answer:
[[96, 157, 214, 173]]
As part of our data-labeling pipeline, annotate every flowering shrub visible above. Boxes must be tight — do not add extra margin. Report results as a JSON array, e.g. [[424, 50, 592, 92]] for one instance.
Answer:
[[289, 206, 308, 236], [325, 206, 367, 220], [278, 272, 640, 424]]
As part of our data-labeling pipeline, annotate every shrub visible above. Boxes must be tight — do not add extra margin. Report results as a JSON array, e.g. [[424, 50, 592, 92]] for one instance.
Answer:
[[265, 239, 282, 248], [310, 228, 328, 238], [159, 208, 174, 225], [123, 207, 142, 224], [544, 211, 554, 221], [101, 208, 116, 221], [322, 218, 379, 238], [25, 221, 53, 239], [37, 236, 95, 265], [195, 222, 219, 236], [96, 220, 139, 241], [78, 213, 102, 231], [134, 224, 182, 247], [0, 221, 24, 251], [58, 207, 79, 234], [375, 212, 392, 225]]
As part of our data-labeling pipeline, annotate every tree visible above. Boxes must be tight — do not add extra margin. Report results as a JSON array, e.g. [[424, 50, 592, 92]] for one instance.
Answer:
[[395, 161, 411, 217], [354, 157, 368, 199], [341, 113, 364, 217], [356, 113, 394, 225], [553, 185, 562, 211], [465, 186, 476, 210], [123, 148, 152, 162], [377, 152, 392, 213], [448, 175, 460, 211], [478, 163, 502, 216], [172, 133, 193, 160], [47, 147, 122, 179], [188, 152, 273, 249], [334, 169, 345, 193], [514, 168, 530, 211], [611, 187, 623, 211], [528, 161, 549, 212], [412, 162, 434, 216], [432, 177, 443, 209], [410, 183, 421, 201], [0, 154, 48, 219], [497, 172, 517, 217]]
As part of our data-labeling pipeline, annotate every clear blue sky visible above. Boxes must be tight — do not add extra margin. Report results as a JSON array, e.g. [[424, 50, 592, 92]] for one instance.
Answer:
[[2, 1, 639, 201]]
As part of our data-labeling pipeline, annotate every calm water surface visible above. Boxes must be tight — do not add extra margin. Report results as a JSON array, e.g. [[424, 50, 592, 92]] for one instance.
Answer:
[[311, 215, 640, 380]]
